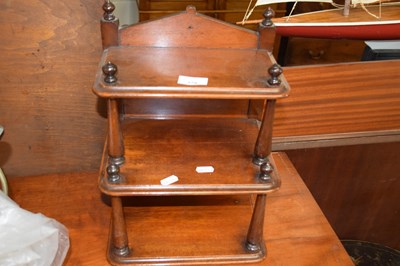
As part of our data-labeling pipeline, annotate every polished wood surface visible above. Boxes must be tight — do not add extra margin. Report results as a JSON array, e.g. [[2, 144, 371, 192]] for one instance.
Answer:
[[286, 141, 400, 251], [8, 153, 353, 265], [123, 99, 250, 119], [121, 6, 259, 49], [99, 118, 281, 196], [0, 0, 106, 177], [94, 47, 289, 99], [274, 60, 400, 146]]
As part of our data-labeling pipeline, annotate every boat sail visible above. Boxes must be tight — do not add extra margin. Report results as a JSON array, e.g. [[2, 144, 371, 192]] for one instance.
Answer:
[[240, 0, 400, 40]]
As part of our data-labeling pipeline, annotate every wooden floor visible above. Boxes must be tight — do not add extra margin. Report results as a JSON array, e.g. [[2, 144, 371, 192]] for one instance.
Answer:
[[8, 153, 353, 265]]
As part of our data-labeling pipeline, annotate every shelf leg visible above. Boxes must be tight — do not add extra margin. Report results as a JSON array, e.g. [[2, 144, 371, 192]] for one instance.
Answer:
[[245, 194, 266, 252], [111, 196, 130, 256], [108, 99, 125, 165], [253, 99, 276, 166]]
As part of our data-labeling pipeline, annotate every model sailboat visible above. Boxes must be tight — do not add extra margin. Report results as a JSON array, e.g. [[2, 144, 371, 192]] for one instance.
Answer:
[[240, 0, 400, 39]]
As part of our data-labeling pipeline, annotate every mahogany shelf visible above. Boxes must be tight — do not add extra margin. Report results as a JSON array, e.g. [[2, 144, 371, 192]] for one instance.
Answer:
[[99, 118, 281, 196], [108, 194, 266, 265], [94, 46, 289, 99]]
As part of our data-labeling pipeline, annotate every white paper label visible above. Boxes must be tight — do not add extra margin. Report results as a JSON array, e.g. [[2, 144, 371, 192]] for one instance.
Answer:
[[196, 166, 215, 173], [177, 75, 208, 86], [160, 175, 179, 186]]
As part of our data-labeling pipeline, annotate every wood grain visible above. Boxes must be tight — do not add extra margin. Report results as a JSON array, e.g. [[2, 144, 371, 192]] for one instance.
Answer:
[[0, 0, 106, 177], [7, 153, 353, 266], [93, 47, 289, 99], [286, 142, 400, 250], [99, 118, 281, 196], [121, 5, 259, 49], [276, 60, 400, 138]]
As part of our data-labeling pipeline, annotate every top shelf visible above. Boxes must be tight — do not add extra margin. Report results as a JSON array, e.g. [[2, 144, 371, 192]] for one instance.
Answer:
[[93, 46, 289, 99]]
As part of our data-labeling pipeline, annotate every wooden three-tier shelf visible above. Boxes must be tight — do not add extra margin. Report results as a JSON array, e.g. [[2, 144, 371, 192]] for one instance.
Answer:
[[93, 2, 289, 265]]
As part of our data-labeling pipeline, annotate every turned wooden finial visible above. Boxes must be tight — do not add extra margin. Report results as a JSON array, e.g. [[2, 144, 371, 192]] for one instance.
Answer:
[[259, 162, 273, 181], [103, 0, 116, 21], [267, 63, 283, 86], [102, 61, 118, 84], [260, 7, 275, 28], [107, 163, 120, 183]]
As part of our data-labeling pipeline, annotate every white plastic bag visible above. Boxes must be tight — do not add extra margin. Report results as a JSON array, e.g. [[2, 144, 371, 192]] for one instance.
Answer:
[[0, 191, 69, 266]]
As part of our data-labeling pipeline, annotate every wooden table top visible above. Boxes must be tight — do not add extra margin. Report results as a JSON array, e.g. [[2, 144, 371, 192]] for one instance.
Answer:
[[7, 153, 353, 265]]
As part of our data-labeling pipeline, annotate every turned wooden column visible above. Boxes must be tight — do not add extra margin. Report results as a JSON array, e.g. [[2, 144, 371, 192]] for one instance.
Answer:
[[111, 197, 130, 256], [107, 98, 125, 165], [101, 0, 119, 49], [102, 62, 125, 166], [248, 63, 283, 252], [258, 7, 276, 51], [246, 194, 267, 252], [100, 1, 124, 167], [253, 64, 282, 166], [253, 99, 276, 166]]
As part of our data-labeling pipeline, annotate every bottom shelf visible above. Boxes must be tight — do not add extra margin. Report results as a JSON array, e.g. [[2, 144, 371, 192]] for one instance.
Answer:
[[107, 195, 266, 265]]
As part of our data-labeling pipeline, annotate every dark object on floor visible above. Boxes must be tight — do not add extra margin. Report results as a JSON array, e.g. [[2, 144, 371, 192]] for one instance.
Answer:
[[342, 240, 400, 266]]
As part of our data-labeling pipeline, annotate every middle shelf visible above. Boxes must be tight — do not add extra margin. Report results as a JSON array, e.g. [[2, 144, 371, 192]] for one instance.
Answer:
[[99, 118, 281, 196]]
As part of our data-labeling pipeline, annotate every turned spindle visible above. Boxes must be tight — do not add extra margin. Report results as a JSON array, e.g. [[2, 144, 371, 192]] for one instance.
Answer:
[[267, 63, 283, 86], [107, 163, 120, 183], [260, 7, 275, 28], [259, 161, 273, 182], [102, 61, 118, 84], [103, 0, 116, 21]]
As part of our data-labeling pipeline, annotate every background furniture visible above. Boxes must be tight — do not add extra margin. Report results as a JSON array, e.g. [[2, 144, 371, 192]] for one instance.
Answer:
[[276, 2, 366, 66], [136, 0, 286, 29]]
